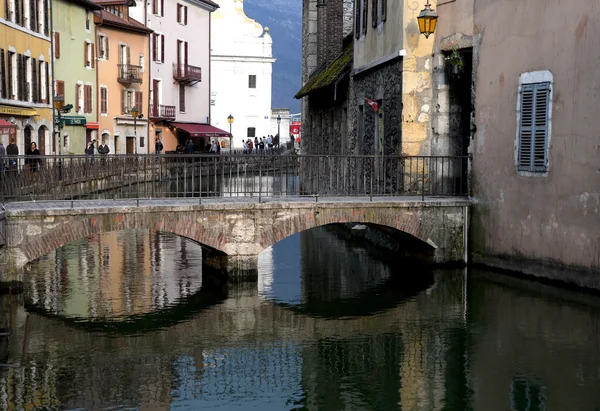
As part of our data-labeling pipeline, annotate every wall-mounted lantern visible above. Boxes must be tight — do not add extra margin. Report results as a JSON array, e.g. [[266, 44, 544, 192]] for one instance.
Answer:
[[417, 1, 438, 38]]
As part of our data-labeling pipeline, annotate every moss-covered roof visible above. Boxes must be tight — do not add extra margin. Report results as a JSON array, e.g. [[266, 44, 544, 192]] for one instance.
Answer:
[[295, 43, 353, 99]]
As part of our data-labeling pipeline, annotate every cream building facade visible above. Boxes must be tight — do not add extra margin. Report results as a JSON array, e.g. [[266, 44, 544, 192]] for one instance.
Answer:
[[209, 0, 275, 148]]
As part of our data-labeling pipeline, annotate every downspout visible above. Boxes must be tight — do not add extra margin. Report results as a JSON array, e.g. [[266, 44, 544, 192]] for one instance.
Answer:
[[95, 17, 102, 139], [49, 0, 56, 153], [208, 7, 212, 125], [146, 0, 151, 153]]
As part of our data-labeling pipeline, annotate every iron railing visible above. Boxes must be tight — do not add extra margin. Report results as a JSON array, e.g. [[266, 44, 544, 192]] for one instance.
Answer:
[[173, 63, 202, 83], [0, 154, 470, 202], [117, 64, 143, 84]]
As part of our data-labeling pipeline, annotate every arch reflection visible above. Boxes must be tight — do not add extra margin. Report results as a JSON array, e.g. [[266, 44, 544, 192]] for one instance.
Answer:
[[23, 230, 227, 334]]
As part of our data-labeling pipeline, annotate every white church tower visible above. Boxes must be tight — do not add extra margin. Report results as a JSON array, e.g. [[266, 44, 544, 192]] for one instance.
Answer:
[[210, 0, 275, 148]]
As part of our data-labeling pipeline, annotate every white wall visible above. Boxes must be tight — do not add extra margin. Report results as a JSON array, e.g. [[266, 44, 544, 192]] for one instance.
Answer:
[[210, 0, 275, 148]]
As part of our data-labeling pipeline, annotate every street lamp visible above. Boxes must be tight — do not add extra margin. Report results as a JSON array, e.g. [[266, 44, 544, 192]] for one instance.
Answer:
[[276, 115, 281, 146], [53, 95, 72, 179], [417, 1, 438, 39], [227, 114, 234, 151], [131, 106, 143, 155]]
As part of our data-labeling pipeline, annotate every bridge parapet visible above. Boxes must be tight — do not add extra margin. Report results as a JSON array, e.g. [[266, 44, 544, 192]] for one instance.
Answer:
[[0, 197, 471, 282]]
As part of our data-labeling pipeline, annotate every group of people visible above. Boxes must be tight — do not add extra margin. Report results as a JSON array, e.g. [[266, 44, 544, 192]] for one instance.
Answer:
[[242, 135, 279, 154], [174, 139, 221, 154], [0, 138, 42, 172]]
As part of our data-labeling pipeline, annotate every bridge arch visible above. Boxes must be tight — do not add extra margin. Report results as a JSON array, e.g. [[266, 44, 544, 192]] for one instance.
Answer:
[[3, 200, 468, 275]]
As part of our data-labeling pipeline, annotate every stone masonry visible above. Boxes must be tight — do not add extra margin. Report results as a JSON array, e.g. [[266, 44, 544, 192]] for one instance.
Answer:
[[1, 199, 470, 281]]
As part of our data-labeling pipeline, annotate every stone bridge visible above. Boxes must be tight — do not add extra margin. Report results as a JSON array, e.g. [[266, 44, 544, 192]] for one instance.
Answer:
[[0, 197, 470, 280]]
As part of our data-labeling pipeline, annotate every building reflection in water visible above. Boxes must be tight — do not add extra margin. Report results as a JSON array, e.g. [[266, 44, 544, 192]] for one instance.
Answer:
[[1, 228, 599, 410], [25, 230, 204, 320]]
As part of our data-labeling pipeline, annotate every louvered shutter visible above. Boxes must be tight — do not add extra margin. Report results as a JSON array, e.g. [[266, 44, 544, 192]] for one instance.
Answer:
[[354, 0, 360, 39], [84, 41, 87, 67], [15, 0, 20, 26], [152, 0, 156, 14], [518, 82, 550, 172], [16, 54, 22, 100], [176, 4, 180, 23], [179, 84, 185, 112], [105, 37, 109, 60], [135, 91, 142, 112], [160, 0, 164, 16], [184, 6, 187, 25], [184, 41, 188, 69], [54, 32, 60, 58], [126, 46, 131, 64], [75, 84, 80, 112], [0, 50, 5, 99], [4, 0, 8, 21], [44, 61, 49, 101], [371, 0, 377, 28], [43, 0, 49, 35], [362, 0, 368, 35], [161, 34, 165, 63], [7, 53, 12, 99], [31, 58, 38, 102], [91, 44, 95, 68], [122, 89, 126, 114], [381, 0, 387, 21]]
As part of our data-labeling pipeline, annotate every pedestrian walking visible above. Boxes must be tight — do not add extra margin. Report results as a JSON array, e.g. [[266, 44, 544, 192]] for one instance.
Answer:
[[259, 138, 265, 154], [155, 138, 163, 154], [97, 139, 110, 165], [26, 142, 41, 172], [7, 138, 18, 172], [186, 139, 194, 154], [247, 139, 254, 154], [0, 142, 6, 173]]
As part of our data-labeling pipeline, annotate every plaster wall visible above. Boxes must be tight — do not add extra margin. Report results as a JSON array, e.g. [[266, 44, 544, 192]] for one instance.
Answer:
[[209, 0, 273, 148], [439, 0, 600, 284]]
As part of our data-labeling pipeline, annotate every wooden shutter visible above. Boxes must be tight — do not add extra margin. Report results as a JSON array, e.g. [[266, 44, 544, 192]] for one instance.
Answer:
[[179, 84, 185, 112], [161, 34, 165, 63], [126, 46, 131, 64], [84, 41, 87, 67], [75, 84, 80, 112], [100, 87, 106, 113], [4, 0, 9, 21], [31, 58, 38, 102], [15, 0, 20, 26], [184, 6, 187, 25], [44, 61, 49, 101], [56, 80, 64, 98], [7, 53, 12, 99], [29, 0, 37, 31], [160, 0, 164, 16], [518, 83, 550, 172], [91, 44, 95, 68], [135, 91, 142, 112], [0, 49, 5, 99], [54, 32, 60, 58], [371, 0, 377, 28], [152, 79, 159, 115], [381, 0, 387, 21], [43, 0, 49, 35], [105, 36, 109, 60], [16, 54, 22, 100], [121, 89, 126, 113], [176, 4, 180, 23], [152, 0, 156, 14], [362, 0, 368, 35], [152, 34, 157, 61], [184, 41, 188, 67], [84, 85, 92, 113]]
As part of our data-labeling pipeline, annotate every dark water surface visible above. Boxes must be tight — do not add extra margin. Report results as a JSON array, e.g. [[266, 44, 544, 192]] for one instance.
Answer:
[[1, 228, 599, 410]]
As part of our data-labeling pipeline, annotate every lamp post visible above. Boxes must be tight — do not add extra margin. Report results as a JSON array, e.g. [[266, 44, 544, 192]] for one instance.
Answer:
[[276, 115, 281, 146], [417, 1, 438, 38], [131, 106, 144, 155], [53, 95, 72, 180], [227, 114, 234, 152]]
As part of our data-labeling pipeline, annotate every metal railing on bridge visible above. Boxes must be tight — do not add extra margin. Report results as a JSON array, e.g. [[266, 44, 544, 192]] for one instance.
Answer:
[[0, 154, 469, 202]]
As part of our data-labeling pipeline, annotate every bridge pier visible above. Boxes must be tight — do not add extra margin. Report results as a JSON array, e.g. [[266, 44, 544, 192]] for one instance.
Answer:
[[202, 249, 258, 280]]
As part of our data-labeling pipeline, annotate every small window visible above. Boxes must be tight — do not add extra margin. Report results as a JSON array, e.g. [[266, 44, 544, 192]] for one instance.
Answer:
[[85, 11, 91, 31], [248, 75, 256, 89], [247, 127, 256, 138], [140, 136, 145, 148], [98, 35, 109, 59], [517, 81, 550, 173], [177, 4, 187, 24]]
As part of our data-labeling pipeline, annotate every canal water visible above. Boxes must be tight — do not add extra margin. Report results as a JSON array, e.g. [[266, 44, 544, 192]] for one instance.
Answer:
[[1, 228, 600, 410]]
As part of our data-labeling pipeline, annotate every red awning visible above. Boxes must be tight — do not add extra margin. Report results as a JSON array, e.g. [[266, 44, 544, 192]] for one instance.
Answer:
[[171, 122, 232, 138], [86, 122, 99, 130], [0, 119, 16, 128]]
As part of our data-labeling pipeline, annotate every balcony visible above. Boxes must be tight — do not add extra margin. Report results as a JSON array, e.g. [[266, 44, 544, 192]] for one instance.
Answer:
[[118, 64, 143, 84], [149, 104, 176, 121], [173, 63, 202, 86]]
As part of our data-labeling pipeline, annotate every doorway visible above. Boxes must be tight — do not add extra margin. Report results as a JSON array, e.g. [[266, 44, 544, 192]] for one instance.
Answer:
[[38, 126, 47, 155], [24, 126, 32, 151], [115, 136, 120, 154], [126, 136, 135, 154]]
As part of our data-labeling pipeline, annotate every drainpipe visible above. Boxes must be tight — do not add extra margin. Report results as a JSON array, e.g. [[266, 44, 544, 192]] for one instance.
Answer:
[[95, 17, 102, 141], [49, 0, 56, 153], [208, 8, 212, 125], [145, 0, 151, 154]]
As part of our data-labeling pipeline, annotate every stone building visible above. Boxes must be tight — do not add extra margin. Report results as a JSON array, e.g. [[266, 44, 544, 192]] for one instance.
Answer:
[[433, 0, 600, 286]]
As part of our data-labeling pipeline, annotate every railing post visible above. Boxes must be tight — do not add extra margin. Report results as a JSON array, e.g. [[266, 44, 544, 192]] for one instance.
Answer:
[[422, 156, 425, 201]]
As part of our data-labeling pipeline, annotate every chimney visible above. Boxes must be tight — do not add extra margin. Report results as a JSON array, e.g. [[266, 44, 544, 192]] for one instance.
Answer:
[[316, 0, 327, 67], [326, 0, 343, 64]]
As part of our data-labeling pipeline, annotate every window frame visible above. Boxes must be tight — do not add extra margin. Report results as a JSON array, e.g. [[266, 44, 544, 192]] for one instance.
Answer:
[[248, 75, 256, 89], [516, 70, 553, 175], [247, 127, 256, 138]]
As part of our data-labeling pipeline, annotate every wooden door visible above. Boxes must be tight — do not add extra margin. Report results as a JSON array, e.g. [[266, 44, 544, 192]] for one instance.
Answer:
[[126, 136, 135, 154], [38, 127, 46, 154]]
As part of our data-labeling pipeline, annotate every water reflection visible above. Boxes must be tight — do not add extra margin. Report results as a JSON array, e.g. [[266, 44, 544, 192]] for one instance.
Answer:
[[0, 228, 599, 410]]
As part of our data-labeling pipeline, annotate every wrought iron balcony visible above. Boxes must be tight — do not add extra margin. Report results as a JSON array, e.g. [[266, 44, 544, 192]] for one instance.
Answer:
[[149, 104, 176, 120], [173, 63, 202, 85], [118, 64, 143, 84]]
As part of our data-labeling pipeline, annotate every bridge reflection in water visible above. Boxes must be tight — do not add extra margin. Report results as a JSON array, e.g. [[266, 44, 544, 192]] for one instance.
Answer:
[[1, 228, 600, 410]]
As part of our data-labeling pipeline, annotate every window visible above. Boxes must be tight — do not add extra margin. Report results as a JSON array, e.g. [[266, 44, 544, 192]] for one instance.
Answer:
[[248, 75, 256, 88], [247, 127, 256, 138], [28, 0, 38, 32], [98, 35, 109, 59], [76, 83, 83, 112], [140, 136, 145, 148], [84, 41, 94, 68], [355, 0, 368, 38], [179, 84, 185, 112], [55, 80, 65, 99], [152, 0, 164, 16], [517, 80, 551, 173], [100, 86, 108, 114], [122, 89, 133, 114], [177, 3, 187, 24], [85, 11, 91, 30], [7, 0, 48, 34], [84, 84, 92, 113], [371, 0, 386, 28], [54, 32, 60, 58], [153, 33, 165, 62]]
